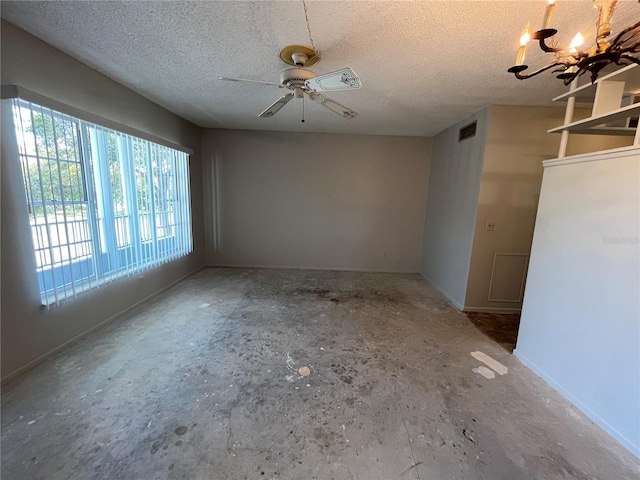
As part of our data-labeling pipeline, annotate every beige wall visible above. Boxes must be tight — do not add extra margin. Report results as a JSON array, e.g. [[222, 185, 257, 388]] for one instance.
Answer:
[[1, 21, 205, 380], [420, 103, 632, 313], [202, 129, 431, 272], [465, 106, 560, 311], [464, 105, 632, 312]]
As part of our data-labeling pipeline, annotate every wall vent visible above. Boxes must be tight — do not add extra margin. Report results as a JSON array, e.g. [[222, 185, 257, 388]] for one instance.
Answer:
[[459, 121, 477, 141]]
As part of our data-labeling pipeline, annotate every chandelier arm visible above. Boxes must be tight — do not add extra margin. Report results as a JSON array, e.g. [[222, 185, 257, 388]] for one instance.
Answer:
[[617, 35, 640, 52], [538, 36, 564, 53], [610, 20, 640, 46], [619, 54, 640, 65], [620, 38, 640, 52], [612, 58, 634, 66], [512, 61, 566, 80]]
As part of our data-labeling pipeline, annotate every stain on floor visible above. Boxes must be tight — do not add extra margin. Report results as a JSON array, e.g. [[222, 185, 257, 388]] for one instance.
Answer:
[[1, 268, 638, 479], [465, 312, 521, 352]]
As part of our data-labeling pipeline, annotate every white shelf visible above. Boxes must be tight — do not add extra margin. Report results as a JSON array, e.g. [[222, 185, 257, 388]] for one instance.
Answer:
[[552, 64, 640, 103], [553, 126, 636, 136], [552, 64, 639, 154], [549, 103, 640, 135]]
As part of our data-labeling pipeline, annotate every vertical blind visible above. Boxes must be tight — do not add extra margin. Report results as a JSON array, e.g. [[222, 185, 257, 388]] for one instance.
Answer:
[[12, 98, 193, 306]]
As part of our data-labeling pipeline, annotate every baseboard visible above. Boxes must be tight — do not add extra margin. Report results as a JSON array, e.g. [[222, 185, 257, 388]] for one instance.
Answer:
[[1, 266, 205, 385], [513, 349, 640, 459], [207, 264, 419, 275], [418, 273, 465, 310], [463, 306, 522, 314]]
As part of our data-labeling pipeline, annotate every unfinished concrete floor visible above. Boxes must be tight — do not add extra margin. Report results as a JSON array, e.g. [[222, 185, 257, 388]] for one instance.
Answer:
[[2, 268, 639, 479]]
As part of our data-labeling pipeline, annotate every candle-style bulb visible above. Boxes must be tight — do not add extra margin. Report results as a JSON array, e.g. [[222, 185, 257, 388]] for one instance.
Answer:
[[542, 0, 556, 29], [570, 32, 584, 53], [516, 23, 532, 65], [566, 33, 584, 73], [520, 23, 532, 46]]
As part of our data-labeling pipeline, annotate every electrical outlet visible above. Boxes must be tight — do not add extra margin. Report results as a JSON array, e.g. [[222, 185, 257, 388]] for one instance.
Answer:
[[485, 221, 497, 231]]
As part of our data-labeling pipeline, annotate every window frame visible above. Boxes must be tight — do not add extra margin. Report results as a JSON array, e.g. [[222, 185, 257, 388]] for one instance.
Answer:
[[5, 86, 194, 307]]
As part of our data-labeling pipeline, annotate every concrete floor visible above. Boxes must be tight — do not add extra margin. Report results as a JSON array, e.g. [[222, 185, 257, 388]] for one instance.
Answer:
[[2, 268, 639, 480]]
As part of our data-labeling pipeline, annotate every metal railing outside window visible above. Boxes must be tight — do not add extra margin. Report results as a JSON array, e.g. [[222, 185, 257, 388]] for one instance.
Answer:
[[12, 99, 193, 306]]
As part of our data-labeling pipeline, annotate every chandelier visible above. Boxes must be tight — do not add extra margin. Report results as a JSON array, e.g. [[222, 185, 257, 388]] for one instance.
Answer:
[[508, 0, 640, 84]]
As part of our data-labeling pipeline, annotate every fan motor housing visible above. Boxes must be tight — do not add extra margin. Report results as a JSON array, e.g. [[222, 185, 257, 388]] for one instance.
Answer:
[[280, 68, 316, 87]]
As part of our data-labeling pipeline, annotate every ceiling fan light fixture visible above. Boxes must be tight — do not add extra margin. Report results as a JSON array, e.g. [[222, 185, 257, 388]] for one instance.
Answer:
[[280, 67, 317, 87], [220, 44, 359, 120]]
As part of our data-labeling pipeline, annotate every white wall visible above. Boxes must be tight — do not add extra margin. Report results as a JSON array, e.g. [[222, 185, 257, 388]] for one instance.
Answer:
[[1, 21, 205, 380], [514, 146, 640, 457], [419, 107, 490, 308], [202, 129, 431, 272]]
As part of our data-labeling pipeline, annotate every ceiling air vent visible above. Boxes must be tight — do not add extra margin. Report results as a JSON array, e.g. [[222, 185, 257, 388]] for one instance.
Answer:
[[459, 121, 477, 141]]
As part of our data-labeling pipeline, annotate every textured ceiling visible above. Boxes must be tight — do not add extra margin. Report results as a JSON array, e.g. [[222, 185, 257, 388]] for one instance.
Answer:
[[2, 1, 639, 137]]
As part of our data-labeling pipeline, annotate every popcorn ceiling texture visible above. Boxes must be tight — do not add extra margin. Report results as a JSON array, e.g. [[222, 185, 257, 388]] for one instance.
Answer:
[[2, 1, 639, 137]]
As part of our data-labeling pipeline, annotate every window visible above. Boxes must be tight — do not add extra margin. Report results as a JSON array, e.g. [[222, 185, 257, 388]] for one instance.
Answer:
[[12, 99, 192, 306]]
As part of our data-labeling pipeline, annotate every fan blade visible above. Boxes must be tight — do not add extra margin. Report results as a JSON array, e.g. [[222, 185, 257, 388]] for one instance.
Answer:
[[305, 68, 362, 91], [218, 76, 284, 88], [307, 92, 358, 119], [258, 93, 295, 118]]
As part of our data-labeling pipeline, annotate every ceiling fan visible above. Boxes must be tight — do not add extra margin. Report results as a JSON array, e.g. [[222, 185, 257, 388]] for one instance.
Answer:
[[218, 45, 361, 121]]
